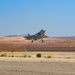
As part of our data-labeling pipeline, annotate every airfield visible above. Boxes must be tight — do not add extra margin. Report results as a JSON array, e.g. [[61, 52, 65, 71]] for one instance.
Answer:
[[0, 36, 75, 75]]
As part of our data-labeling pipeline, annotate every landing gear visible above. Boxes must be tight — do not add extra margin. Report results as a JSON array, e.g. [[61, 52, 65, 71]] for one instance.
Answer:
[[31, 40, 34, 43], [41, 39, 44, 43], [31, 39, 44, 43]]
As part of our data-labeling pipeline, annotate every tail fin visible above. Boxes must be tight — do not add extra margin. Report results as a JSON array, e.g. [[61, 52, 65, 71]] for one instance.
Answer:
[[27, 33, 30, 36]]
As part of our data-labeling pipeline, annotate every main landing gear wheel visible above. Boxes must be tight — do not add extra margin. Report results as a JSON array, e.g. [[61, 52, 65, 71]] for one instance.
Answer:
[[31, 40, 33, 43], [42, 40, 44, 43]]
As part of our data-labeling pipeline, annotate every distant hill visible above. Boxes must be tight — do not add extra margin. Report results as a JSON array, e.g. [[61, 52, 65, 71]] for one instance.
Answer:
[[54, 36, 75, 39], [0, 36, 75, 52], [5, 34, 27, 37]]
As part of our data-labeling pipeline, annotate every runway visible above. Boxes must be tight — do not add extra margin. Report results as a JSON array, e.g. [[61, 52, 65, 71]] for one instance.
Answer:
[[0, 58, 75, 75]]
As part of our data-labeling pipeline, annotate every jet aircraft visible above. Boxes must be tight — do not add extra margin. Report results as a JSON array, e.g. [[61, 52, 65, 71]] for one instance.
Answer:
[[24, 29, 48, 43]]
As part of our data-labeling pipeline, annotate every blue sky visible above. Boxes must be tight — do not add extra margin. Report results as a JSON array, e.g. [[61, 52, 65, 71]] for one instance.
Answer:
[[0, 0, 75, 37]]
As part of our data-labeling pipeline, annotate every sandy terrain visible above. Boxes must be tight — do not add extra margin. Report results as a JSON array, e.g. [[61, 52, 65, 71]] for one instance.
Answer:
[[0, 58, 75, 75], [0, 36, 75, 51], [0, 52, 75, 63], [0, 52, 75, 75], [0, 52, 75, 58], [0, 36, 75, 75]]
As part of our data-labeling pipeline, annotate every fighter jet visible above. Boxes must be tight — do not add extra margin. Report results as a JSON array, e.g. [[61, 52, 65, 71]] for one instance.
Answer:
[[24, 29, 47, 43]]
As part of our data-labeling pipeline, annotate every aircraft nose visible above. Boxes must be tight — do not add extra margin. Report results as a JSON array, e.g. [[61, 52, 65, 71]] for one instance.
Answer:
[[41, 29, 45, 32]]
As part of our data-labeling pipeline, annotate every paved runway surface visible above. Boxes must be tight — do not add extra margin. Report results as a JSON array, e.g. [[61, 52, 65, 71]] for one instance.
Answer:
[[0, 59, 75, 75]]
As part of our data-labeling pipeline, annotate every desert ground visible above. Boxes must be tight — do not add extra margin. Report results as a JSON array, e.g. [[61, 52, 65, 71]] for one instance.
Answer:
[[0, 36, 75, 51], [0, 36, 75, 75], [0, 52, 75, 75], [0, 57, 75, 75]]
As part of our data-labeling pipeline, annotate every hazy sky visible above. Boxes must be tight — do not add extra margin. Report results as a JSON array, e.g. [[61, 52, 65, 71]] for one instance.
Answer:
[[0, 0, 75, 37]]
